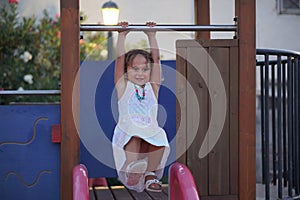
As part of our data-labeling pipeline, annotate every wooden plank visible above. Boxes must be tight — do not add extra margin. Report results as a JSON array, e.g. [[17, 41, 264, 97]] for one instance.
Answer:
[[208, 47, 230, 195], [126, 189, 152, 200], [176, 40, 240, 198], [60, 0, 80, 199], [162, 184, 169, 195], [187, 45, 209, 196], [125, 185, 169, 200], [145, 190, 168, 200], [236, 0, 257, 199], [176, 45, 188, 164], [198, 40, 238, 47], [176, 39, 238, 48], [94, 185, 169, 200], [89, 187, 96, 200], [229, 46, 239, 195], [94, 186, 115, 200], [194, 0, 210, 40], [109, 186, 134, 200], [201, 195, 238, 200]]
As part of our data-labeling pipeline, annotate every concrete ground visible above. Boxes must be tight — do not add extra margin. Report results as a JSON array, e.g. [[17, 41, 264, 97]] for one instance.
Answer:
[[256, 183, 299, 200]]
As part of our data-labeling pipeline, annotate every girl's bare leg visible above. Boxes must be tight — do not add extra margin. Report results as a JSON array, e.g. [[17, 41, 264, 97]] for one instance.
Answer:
[[140, 140, 165, 190], [124, 136, 142, 165], [146, 144, 165, 172], [122, 136, 145, 186]]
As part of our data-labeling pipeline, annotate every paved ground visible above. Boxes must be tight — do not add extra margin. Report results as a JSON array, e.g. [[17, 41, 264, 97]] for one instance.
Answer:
[[256, 183, 299, 200]]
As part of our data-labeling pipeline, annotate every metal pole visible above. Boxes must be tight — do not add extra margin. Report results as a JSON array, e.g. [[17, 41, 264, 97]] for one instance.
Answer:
[[107, 31, 113, 60], [260, 63, 266, 184], [80, 24, 237, 32], [271, 64, 277, 186], [295, 57, 300, 195], [277, 55, 283, 199], [287, 56, 293, 197], [0, 90, 61, 96], [283, 62, 288, 187], [264, 54, 270, 200]]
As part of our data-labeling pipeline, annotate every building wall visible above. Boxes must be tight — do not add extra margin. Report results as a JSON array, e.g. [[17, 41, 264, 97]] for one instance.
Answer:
[[210, 0, 300, 52], [256, 0, 300, 52]]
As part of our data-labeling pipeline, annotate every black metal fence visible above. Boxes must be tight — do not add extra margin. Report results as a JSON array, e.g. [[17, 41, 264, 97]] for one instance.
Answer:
[[257, 48, 300, 199]]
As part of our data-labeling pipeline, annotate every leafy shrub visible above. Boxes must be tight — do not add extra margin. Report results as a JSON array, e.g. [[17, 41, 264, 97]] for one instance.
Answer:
[[0, 3, 107, 104]]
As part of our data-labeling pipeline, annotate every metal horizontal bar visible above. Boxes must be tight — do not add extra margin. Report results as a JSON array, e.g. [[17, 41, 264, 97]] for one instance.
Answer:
[[80, 24, 237, 32], [0, 90, 61, 96]]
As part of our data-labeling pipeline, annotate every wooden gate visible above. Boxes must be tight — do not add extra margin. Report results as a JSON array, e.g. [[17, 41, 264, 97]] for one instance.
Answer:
[[176, 39, 239, 200]]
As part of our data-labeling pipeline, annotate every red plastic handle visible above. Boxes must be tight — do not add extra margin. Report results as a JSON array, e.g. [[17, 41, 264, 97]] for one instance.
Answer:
[[169, 162, 200, 200]]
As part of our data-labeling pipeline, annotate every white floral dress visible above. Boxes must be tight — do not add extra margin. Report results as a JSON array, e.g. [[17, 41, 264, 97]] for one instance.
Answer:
[[112, 81, 170, 192]]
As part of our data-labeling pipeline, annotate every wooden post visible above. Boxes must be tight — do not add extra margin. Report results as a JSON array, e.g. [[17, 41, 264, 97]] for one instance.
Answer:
[[194, 0, 210, 40], [236, 0, 257, 199], [60, 0, 80, 199]]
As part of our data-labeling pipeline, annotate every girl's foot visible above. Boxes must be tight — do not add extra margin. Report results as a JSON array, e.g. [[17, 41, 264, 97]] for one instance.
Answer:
[[125, 159, 147, 186], [145, 171, 162, 192]]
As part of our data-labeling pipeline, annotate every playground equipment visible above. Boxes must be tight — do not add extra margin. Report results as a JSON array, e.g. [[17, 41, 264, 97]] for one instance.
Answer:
[[168, 162, 200, 200], [73, 162, 200, 200], [0, 0, 256, 199], [75, 16, 238, 200], [60, 0, 255, 195], [73, 164, 89, 200]]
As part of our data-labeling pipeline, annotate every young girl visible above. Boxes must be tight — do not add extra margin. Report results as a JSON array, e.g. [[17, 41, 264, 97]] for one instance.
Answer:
[[112, 22, 170, 192]]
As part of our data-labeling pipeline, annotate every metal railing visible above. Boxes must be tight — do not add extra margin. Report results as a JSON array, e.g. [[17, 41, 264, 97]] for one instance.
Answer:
[[0, 90, 60, 105], [0, 90, 60, 96], [256, 48, 300, 199], [80, 24, 237, 32]]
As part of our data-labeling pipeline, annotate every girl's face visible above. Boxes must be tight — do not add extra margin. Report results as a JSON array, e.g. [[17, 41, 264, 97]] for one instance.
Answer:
[[127, 54, 151, 86]]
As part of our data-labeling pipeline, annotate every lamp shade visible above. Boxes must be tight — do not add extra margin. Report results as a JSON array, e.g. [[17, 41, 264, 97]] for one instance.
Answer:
[[101, 1, 120, 25]]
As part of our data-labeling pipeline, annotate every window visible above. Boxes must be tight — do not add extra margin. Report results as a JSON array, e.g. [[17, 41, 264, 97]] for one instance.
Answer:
[[277, 0, 300, 14]]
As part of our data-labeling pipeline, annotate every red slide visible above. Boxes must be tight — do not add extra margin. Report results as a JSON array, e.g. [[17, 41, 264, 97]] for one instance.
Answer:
[[169, 162, 200, 200], [73, 164, 90, 200]]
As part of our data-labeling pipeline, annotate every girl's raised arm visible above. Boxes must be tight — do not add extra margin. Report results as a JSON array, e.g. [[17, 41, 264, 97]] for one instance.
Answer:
[[114, 22, 129, 97], [145, 22, 161, 98]]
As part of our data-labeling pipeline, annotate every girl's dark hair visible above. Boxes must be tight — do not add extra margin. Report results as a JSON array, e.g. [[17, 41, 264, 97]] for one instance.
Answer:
[[124, 49, 153, 73]]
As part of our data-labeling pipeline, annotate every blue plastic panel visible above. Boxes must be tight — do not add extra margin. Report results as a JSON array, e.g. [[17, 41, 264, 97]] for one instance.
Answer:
[[0, 105, 60, 200]]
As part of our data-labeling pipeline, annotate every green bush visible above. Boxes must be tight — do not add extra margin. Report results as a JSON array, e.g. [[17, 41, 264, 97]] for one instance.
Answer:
[[0, 3, 107, 104]]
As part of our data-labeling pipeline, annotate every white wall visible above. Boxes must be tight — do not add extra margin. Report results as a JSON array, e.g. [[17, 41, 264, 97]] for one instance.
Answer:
[[210, 0, 235, 39], [17, 0, 60, 19], [210, 0, 300, 53], [256, 0, 300, 52]]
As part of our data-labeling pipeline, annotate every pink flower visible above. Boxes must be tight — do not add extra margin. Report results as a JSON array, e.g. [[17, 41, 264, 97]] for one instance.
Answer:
[[57, 31, 61, 38], [8, 0, 18, 4]]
